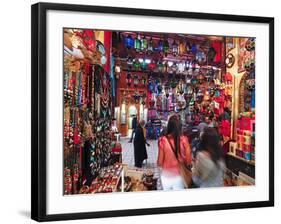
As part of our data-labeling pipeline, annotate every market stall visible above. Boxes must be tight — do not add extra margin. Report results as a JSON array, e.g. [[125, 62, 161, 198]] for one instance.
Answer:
[[63, 28, 256, 194]]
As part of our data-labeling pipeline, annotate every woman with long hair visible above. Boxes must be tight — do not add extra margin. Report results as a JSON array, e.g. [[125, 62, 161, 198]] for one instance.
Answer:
[[192, 127, 225, 188], [157, 115, 191, 190]]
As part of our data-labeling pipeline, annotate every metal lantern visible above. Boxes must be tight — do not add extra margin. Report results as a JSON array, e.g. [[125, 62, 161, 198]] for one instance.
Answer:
[[157, 39, 163, 52], [163, 38, 170, 55], [172, 39, 179, 56], [126, 73, 132, 86], [179, 39, 186, 55], [141, 35, 148, 51], [134, 34, 142, 52], [133, 75, 139, 87], [124, 34, 134, 49], [147, 36, 153, 53]]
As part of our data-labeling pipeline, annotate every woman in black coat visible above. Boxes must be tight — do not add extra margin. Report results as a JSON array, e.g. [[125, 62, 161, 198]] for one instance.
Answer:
[[133, 120, 149, 168]]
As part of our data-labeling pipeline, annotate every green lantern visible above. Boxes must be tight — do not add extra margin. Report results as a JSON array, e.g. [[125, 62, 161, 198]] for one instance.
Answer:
[[134, 34, 142, 52], [141, 35, 148, 51], [163, 38, 170, 55]]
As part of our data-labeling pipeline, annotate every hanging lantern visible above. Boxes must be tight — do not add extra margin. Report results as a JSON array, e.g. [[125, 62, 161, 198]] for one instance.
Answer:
[[124, 34, 134, 49], [126, 73, 132, 86], [163, 38, 170, 55], [134, 34, 142, 52], [172, 39, 179, 56], [186, 41, 191, 53], [141, 35, 148, 51], [172, 62, 177, 73], [148, 60, 156, 71], [157, 60, 164, 72], [191, 43, 197, 55], [133, 75, 139, 87], [141, 76, 147, 86], [207, 47, 216, 63], [147, 36, 153, 53], [178, 61, 185, 73], [179, 39, 186, 55], [157, 39, 163, 52], [133, 59, 141, 71]]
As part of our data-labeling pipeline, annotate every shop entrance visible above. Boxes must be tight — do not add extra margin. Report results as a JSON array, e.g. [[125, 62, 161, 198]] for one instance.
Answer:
[[127, 105, 137, 137]]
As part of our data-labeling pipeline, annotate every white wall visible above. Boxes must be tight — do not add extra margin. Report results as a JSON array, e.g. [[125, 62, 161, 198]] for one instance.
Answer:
[[0, 0, 279, 223]]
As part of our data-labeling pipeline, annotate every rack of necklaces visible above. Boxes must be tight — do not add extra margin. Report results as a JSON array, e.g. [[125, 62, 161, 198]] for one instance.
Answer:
[[63, 56, 113, 194]]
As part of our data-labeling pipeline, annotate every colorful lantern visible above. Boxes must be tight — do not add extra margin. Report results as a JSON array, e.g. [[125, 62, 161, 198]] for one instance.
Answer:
[[126, 73, 132, 86], [163, 38, 170, 55], [157, 39, 163, 52], [147, 36, 153, 53], [134, 34, 142, 52], [172, 39, 179, 56], [124, 34, 134, 49], [179, 39, 186, 55], [141, 35, 148, 51]]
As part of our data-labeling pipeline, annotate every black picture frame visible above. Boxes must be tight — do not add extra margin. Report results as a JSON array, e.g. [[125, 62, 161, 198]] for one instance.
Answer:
[[31, 2, 274, 222]]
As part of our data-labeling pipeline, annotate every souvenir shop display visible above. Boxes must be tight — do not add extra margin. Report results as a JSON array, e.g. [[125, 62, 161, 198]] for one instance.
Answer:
[[32, 3, 273, 221]]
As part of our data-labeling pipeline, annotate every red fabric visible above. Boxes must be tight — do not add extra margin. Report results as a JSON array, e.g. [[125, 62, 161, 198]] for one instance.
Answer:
[[103, 31, 111, 73], [211, 41, 221, 63], [224, 72, 233, 82], [213, 95, 224, 114], [219, 120, 231, 137], [238, 117, 252, 131]]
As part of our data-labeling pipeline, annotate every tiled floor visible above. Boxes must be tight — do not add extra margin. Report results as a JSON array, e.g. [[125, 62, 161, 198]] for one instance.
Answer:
[[120, 137, 163, 190]]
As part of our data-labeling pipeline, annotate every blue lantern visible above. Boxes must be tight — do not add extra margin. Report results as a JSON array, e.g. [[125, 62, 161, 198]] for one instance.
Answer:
[[124, 34, 134, 49], [157, 39, 163, 52]]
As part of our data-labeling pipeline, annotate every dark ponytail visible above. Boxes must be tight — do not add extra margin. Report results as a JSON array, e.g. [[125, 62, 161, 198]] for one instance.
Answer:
[[166, 115, 182, 158]]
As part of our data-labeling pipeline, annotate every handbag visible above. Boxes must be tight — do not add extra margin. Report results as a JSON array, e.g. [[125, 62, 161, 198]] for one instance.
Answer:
[[166, 137, 192, 188]]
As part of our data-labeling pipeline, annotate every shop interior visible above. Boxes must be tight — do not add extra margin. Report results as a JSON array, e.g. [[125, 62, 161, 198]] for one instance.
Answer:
[[63, 28, 255, 194]]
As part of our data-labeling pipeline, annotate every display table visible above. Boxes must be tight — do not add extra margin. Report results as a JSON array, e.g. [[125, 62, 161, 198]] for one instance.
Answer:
[[90, 164, 123, 193]]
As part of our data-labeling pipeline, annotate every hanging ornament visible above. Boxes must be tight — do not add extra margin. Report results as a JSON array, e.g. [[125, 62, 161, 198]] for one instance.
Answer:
[[157, 60, 164, 72], [147, 36, 154, 53], [157, 39, 164, 52], [134, 33, 142, 52], [148, 60, 156, 71], [163, 37, 170, 56], [133, 75, 139, 87], [172, 62, 177, 73], [179, 39, 186, 55], [141, 35, 148, 51], [191, 43, 197, 55], [133, 59, 141, 71], [124, 34, 134, 49], [186, 41, 191, 53], [126, 73, 132, 86], [207, 47, 216, 63], [172, 39, 179, 56]]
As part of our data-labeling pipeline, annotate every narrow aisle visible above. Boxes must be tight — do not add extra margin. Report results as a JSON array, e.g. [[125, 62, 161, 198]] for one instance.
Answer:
[[121, 138, 163, 190]]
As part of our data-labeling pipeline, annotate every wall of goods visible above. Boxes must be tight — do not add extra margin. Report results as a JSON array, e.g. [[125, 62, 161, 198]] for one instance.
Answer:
[[63, 28, 256, 194], [112, 32, 232, 139], [224, 37, 256, 186], [63, 29, 121, 194]]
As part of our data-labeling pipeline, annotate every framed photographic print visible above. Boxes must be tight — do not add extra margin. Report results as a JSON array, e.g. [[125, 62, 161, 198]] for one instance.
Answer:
[[31, 2, 274, 222]]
